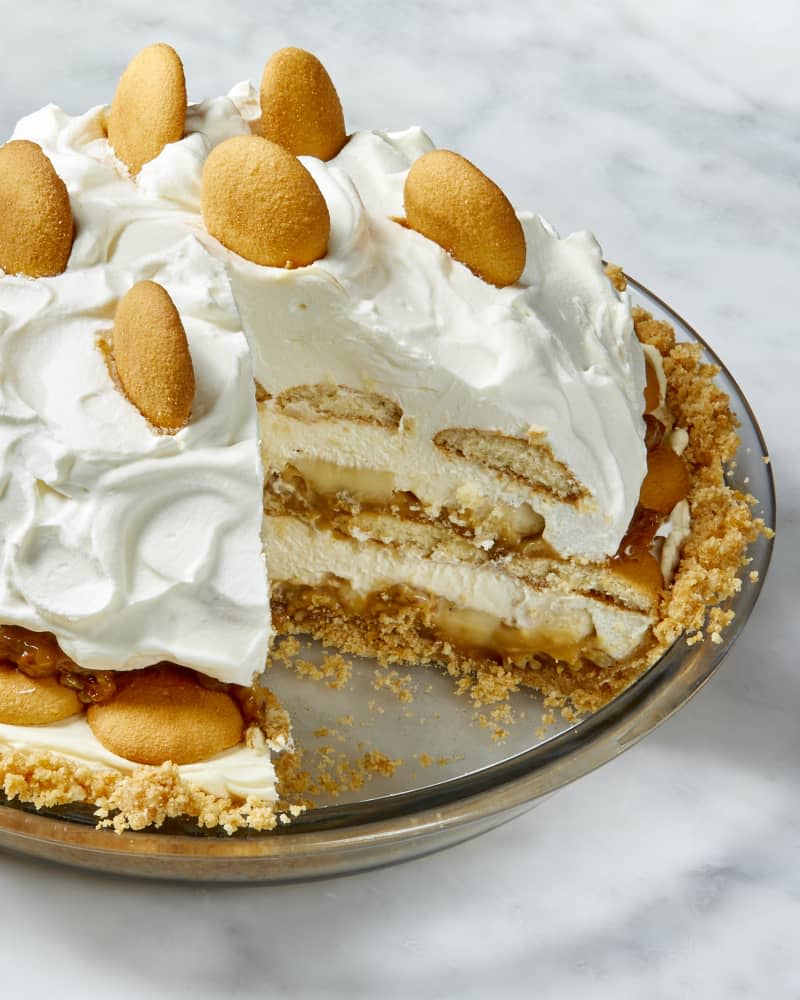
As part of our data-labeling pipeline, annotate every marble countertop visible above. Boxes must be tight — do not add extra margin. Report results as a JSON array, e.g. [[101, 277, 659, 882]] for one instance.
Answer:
[[1, 2, 796, 996]]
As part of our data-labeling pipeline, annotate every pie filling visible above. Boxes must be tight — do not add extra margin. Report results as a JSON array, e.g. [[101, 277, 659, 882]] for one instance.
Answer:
[[264, 458, 680, 602], [272, 577, 653, 671], [262, 515, 654, 663], [265, 461, 552, 558]]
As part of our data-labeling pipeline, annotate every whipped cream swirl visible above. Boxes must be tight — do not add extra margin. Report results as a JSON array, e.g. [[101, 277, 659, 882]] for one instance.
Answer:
[[0, 237, 270, 685]]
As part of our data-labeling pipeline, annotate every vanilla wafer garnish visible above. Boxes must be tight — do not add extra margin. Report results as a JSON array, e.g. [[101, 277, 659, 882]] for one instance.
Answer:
[[201, 135, 330, 267], [111, 280, 195, 432], [260, 47, 346, 161], [0, 140, 74, 277], [87, 666, 244, 766], [107, 43, 187, 175], [403, 149, 526, 288], [0, 664, 82, 725]]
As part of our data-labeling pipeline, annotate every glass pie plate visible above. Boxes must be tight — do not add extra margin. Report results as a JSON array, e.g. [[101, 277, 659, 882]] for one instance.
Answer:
[[0, 276, 775, 882]]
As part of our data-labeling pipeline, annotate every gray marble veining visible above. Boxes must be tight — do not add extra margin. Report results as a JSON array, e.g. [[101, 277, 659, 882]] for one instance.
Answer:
[[1, 2, 797, 997]]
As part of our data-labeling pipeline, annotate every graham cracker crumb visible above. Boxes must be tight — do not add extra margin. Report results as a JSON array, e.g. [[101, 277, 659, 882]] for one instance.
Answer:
[[372, 667, 415, 703], [269, 636, 300, 665], [322, 654, 352, 689], [273, 744, 402, 801], [477, 713, 509, 742], [361, 750, 402, 777], [259, 687, 292, 746], [632, 306, 675, 354], [291, 653, 352, 689], [273, 750, 315, 808], [536, 708, 557, 739], [604, 263, 627, 292], [476, 704, 515, 742]]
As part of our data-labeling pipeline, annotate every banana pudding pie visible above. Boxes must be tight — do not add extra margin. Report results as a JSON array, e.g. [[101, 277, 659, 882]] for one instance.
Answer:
[[0, 45, 766, 832]]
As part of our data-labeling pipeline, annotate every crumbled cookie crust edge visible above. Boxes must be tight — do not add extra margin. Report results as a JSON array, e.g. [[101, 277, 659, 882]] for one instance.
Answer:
[[0, 748, 297, 834]]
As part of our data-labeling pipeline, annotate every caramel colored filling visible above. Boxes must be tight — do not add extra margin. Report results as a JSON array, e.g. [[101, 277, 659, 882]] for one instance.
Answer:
[[0, 624, 280, 759], [640, 444, 691, 514], [266, 459, 550, 557], [433, 602, 609, 666], [644, 355, 661, 412], [0, 624, 116, 703], [610, 508, 667, 594]]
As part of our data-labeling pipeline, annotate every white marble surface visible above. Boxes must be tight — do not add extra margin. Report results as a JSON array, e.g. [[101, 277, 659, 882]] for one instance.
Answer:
[[0, 2, 796, 997]]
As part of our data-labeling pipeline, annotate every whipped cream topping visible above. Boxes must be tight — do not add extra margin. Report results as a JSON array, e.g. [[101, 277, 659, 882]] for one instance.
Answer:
[[0, 237, 270, 685], [0, 716, 277, 801]]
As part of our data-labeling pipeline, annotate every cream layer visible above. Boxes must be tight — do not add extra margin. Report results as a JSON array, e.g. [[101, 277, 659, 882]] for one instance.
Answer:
[[264, 515, 653, 662], [0, 715, 279, 802]]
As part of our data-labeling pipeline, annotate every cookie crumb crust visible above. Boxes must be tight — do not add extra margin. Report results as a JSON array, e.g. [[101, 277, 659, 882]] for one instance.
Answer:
[[0, 748, 280, 835]]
